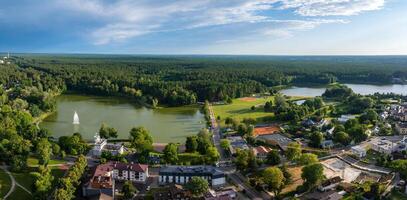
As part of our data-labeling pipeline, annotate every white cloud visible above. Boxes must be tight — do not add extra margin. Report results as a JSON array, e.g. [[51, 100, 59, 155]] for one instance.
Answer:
[[54, 0, 386, 44], [278, 0, 385, 16]]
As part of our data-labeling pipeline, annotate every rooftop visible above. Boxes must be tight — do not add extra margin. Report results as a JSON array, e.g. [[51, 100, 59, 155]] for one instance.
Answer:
[[257, 133, 292, 150], [159, 165, 224, 177], [253, 125, 280, 136]]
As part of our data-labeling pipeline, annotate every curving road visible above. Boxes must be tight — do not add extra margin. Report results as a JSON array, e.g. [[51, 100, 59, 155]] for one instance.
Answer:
[[1, 165, 16, 200]]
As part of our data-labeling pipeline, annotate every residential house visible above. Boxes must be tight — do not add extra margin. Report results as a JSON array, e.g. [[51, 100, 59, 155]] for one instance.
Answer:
[[256, 133, 293, 151], [159, 165, 226, 187], [318, 176, 343, 192], [226, 136, 249, 155], [205, 188, 237, 200], [153, 184, 192, 200], [83, 162, 148, 198], [92, 132, 125, 156], [252, 146, 272, 160], [351, 145, 367, 158], [321, 140, 334, 149], [396, 122, 407, 135]]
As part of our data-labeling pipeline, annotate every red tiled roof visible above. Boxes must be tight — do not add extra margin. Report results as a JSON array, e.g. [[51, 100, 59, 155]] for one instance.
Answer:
[[253, 125, 280, 136]]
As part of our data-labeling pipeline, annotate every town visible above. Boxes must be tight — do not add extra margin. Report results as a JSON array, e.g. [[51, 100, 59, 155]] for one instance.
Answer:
[[67, 86, 407, 200]]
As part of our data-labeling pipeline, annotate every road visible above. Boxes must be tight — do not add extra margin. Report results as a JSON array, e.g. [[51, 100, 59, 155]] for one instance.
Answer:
[[208, 104, 268, 200], [1, 165, 32, 199], [208, 104, 226, 160]]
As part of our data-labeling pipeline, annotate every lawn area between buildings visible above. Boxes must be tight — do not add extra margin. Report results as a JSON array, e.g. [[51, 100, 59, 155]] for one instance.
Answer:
[[0, 167, 12, 198], [213, 96, 275, 124]]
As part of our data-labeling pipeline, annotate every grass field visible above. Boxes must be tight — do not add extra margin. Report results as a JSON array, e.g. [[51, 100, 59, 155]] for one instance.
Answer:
[[213, 96, 275, 124], [27, 157, 66, 167], [0, 168, 12, 198], [7, 185, 32, 200]]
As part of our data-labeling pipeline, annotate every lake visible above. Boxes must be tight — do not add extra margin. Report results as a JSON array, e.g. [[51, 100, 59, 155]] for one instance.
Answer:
[[281, 84, 407, 97], [40, 94, 205, 143]]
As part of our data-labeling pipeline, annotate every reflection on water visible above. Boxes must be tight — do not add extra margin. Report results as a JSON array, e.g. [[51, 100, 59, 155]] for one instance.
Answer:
[[281, 84, 407, 97], [41, 94, 205, 143]]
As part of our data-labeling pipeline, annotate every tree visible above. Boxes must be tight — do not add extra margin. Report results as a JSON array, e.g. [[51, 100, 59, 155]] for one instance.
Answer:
[[237, 124, 248, 136], [389, 159, 407, 179], [99, 123, 118, 139], [266, 150, 281, 165], [220, 139, 230, 150], [129, 126, 153, 153], [235, 149, 249, 171], [262, 167, 284, 197], [36, 138, 53, 165], [185, 136, 198, 152], [309, 131, 324, 148], [185, 177, 209, 197], [301, 163, 324, 189], [122, 181, 137, 199], [333, 131, 350, 146], [205, 146, 220, 164], [359, 109, 378, 124], [163, 143, 178, 164], [285, 142, 302, 161], [247, 149, 258, 171], [298, 153, 319, 165], [197, 129, 212, 155], [32, 165, 54, 199]]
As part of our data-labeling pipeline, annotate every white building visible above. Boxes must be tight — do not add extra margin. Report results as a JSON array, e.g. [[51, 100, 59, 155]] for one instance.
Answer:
[[351, 145, 367, 158], [367, 136, 407, 155], [338, 115, 356, 123], [92, 132, 125, 156], [159, 166, 226, 187]]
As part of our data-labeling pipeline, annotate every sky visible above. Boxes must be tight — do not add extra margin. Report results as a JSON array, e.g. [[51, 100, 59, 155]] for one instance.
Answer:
[[0, 0, 407, 55]]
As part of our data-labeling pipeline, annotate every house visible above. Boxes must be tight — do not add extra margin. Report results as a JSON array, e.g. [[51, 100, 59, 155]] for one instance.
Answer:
[[338, 115, 356, 123], [257, 133, 293, 151], [253, 125, 280, 137], [83, 162, 149, 198], [226, 136, 249, 155], [92, 132, 125, 156], [318, 176, 343, 192], [205, 188, 237, 200], [396, 122, 407, 135], [351, 145, 367, 158], [153, 184, 192, 200], [159, 165, 226, 187], [321, 140, 334, 149], [252, 146, 272, 160]]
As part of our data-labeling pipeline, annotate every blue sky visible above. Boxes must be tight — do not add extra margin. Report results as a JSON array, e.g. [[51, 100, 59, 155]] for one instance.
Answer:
[[0, 0, 406, 55]]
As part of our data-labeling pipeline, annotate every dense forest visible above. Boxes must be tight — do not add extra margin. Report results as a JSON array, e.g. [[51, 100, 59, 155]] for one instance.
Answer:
[[12, 55, 407, 106]]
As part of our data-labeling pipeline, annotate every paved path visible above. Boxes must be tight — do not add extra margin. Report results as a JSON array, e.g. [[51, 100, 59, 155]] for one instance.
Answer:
[[1, 165, 16, 200]]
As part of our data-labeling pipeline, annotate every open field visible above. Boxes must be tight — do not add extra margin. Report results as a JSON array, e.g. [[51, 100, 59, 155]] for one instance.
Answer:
[[213, 96, 275, 124], [7, 185, 32, 200], [281, 166, 303, 195]]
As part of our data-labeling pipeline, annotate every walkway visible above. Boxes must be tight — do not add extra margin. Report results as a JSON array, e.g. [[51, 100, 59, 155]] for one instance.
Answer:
[[1, 165, 15, 200], [1, 165, 32, 200]]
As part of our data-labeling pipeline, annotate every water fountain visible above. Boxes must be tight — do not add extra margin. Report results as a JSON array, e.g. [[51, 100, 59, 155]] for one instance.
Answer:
[[73, 111, 80, 125]]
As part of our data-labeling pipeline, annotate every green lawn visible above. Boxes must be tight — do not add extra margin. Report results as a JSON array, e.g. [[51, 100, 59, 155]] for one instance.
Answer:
[[7, 185, 32, 200], [0, 168, 12, 198], [11, 171, 35, 193], [27, 157, 66, 167], [213, 96, 275, 124]]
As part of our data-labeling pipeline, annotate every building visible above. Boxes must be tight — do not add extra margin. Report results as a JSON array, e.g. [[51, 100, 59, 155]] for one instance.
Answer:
[[252, 146, 272, 160], [367, 136, 407, 155], [205, 188, 237, 200], [396, 122, 407, 135], [83, 162, 149, 198], [253, 125, 280, 137], [0, 60, 4, 64], [92, 132, 125, 156], [153, 184, 192, 200], [338, 115, 356, 123], [159, 165, 226, 187], [256, 133, 293, 151], [226, 136, 249, 154], [321, 140, 334, 149], [318, 176, 343, 192], [351, 145, 367, 158]]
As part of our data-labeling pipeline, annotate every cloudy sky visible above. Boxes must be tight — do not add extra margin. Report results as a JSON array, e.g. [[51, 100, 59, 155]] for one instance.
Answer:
[[0, 0, 406, 55]]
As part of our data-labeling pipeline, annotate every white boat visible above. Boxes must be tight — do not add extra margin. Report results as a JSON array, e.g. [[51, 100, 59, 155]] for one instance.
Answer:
[[73, 111, 80, 125]]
